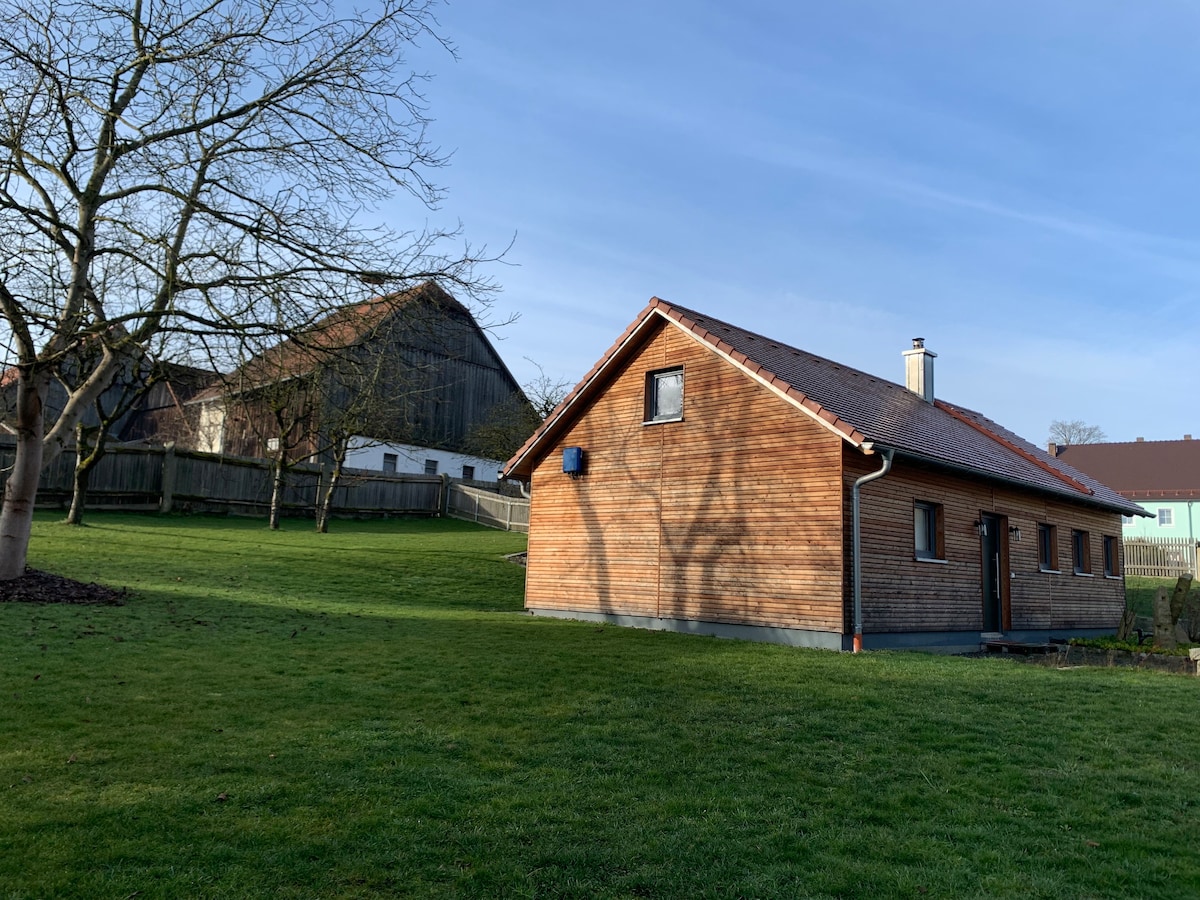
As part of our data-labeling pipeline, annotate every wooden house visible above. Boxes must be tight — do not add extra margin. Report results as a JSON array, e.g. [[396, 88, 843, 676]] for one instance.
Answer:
[[188, 282, 530, 472], [502, 299, 1147, 652]]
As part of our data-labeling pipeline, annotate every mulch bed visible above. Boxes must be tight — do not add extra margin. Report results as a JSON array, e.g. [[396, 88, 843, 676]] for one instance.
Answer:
[[0, 568, 127, 605]]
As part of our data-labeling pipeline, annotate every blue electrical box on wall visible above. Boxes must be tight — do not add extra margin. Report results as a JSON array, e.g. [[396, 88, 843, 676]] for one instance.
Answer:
[[562, 446, 585, 476]]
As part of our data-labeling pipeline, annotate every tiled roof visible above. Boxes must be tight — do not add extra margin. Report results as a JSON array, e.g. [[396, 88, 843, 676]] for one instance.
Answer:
[[504, 298, 1145, 516], [1057, 440, 1200, 501]]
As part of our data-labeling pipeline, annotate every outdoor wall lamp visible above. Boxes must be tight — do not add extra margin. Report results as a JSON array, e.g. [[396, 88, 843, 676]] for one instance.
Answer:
[[1009, 525, 1022, 542], [974, 519, 987, 537]]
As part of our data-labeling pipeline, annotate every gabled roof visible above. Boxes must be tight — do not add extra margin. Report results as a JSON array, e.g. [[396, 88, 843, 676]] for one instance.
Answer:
[[191, 281, 478, 402], [503, 298, 1145, 517], [1057, 440, 1200, 501]]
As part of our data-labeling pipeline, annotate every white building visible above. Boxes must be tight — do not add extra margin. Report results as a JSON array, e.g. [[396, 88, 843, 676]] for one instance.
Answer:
[[344, 437, 503, 481]]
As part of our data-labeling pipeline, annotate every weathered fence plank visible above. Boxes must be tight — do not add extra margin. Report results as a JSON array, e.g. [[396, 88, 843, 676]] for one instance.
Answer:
[[0, 436, 450, 519], [446, 483, 529, 532]]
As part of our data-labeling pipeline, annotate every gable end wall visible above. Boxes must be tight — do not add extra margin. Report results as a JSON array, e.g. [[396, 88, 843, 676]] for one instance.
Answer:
[[525, 320, 846, 633]]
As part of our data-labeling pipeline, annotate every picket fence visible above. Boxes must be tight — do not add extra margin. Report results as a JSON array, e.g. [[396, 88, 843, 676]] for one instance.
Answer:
[[1123, 537, 1199, 578]]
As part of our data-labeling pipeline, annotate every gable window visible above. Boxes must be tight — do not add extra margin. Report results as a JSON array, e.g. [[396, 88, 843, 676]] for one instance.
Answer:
[[1072, 529, 1091, 575], [914, 501, 945, 561], [645, 367, 684, 423], [462, 465, 475, 480], [1037, 523, 1058, 572], [382, 453, 397, 474], [1103, 536, 1120, 577], [424, 459, 438, 475], [1158, 508, 1174, 527]]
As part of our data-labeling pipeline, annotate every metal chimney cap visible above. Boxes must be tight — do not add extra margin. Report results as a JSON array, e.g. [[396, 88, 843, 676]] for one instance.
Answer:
[[912, 337, 925, 349]]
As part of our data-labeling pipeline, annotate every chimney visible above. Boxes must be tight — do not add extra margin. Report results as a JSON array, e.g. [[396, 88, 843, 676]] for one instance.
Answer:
[[902, 337, 936, 403], [1185, 435, 1193, 441], [1136, 437, 1145, 442], [1047, 441, 1058, 457]]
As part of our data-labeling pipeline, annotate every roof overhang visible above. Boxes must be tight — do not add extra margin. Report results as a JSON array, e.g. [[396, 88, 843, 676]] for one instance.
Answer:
[[875, 444, 1153, 518], [502, 299, 870, 481]]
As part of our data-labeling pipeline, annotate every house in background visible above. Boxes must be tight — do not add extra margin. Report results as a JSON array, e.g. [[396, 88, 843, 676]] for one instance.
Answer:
[[504, 298, 1146, 653], [1055, 438, 1199, 547], [187, 281, 530, 477], [342, 438, 504, 481]]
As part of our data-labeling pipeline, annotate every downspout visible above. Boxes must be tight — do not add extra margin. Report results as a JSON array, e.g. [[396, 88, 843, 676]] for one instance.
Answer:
[[851, 445, 894, 653]]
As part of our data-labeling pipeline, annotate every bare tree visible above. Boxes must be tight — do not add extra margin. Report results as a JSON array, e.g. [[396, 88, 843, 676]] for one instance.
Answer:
[[1049, 419, 1107, 447], [465, 361, 568, 462], [61, 344, 164, 526], [0, 0, 495, 578]]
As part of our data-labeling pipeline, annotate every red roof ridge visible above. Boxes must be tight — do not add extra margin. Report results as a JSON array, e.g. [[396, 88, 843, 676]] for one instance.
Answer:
[[935, 400, 1093, 496]]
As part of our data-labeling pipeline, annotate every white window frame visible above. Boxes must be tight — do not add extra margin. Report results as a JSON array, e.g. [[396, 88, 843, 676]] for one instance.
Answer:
[[1158, 508, 1174, 527]]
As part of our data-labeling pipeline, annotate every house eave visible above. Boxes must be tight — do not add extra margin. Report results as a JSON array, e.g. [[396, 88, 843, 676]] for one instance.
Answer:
[[502, 299, 869, 480], [873, 444, 1150, 518]]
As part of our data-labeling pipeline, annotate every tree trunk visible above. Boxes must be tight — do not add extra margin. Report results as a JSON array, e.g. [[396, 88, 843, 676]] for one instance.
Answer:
[[316, 439, 348, 533], [66, 462, 91, 527], [66, 422, 103, 526], [269, 454, 286, 530], [0, 371, 49, 579]]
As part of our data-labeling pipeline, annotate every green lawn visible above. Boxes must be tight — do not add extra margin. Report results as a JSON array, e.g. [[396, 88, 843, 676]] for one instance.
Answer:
[[2, 513, 1199, 899]]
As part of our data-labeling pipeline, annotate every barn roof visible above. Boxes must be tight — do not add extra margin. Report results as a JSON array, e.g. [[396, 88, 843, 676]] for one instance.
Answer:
[[1057, 440, 1200, 501], [190, 281, 472, 402], [503, 298, 1145, 517]]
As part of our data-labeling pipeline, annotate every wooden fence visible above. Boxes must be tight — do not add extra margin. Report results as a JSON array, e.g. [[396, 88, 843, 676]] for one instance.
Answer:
[[446, 483, 530, 532], [1123, 537, 1199, 578], [0, 439, 445, 519]]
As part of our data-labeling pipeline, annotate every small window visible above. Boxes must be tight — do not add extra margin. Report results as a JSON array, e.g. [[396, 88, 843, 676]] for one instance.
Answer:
[[1037, 523, 1058, 572], [266, 437, 280, 452], [645, 367, 684, 422], [914, 501, 945, 560], [1158, 508, 1174, 527], [1103, 535, 1120, 577], [1072, 529, 1091, 575], [382, 453, 397, 474], [424, 459, 438, 475], [462, 465, 475, 480], [1121, 515, 1134, 527]]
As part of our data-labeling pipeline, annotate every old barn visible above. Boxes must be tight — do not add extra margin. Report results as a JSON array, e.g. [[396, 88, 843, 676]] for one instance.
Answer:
[[503, 299, 1145, 652]]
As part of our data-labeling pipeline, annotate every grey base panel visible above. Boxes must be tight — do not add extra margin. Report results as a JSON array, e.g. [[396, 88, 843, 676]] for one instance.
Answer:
[[526, 607, 844, 650], [864, 627, 1117, 654], [527, 608, 1119, 654]]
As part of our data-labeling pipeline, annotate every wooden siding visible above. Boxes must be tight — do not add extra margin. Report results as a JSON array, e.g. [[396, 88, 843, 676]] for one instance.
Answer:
[[844, 449, 1126, 634], [525, 319, 846, 632]]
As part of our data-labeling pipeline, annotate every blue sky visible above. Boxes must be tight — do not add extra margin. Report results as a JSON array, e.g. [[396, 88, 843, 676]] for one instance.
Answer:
[[405, 0, 1200, 447]]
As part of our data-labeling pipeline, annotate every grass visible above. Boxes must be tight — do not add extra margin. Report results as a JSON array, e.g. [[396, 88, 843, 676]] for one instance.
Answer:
[[1125, 575, 1198, 619], [2, 513, 1199, 898]]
